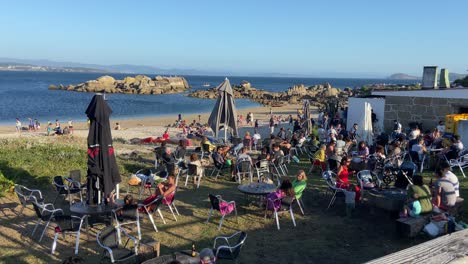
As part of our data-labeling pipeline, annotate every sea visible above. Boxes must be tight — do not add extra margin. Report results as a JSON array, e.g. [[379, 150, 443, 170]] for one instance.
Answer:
[[0, 71, 417, 125]]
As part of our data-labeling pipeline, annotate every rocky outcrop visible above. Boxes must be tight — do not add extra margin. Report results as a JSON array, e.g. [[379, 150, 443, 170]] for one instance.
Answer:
[[49, 75, 190, 95], [188, 81, 349, 108]]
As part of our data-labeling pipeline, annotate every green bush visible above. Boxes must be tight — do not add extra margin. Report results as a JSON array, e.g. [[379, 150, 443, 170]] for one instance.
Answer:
[[0, 170, 14, 197]]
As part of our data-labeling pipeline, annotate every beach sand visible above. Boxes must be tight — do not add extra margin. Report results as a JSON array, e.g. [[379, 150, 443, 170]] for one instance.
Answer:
[[0, 104, 318, 141]]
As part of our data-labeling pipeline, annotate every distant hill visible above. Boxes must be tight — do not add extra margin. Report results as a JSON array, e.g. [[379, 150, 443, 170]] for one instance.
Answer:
[[451, 73, 467, 80], [388, 72, 467, 81], [0, 57, 214, 75], [387, 73, 420, 80], [0, 62, 111, 73]]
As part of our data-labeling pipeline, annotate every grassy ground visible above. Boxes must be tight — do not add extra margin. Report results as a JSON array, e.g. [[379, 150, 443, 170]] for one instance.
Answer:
[[0, 138, 466, 264]]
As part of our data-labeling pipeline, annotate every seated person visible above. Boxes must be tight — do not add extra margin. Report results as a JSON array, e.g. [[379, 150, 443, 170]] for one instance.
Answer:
[[270, 144, 284, 165], [292, 170, 307, 200], [440, 161, 460, 197], [162, 129, 170, 140], [212, 146, 235, 179], [336, 157, 361, 203], [140, 175, 176, 212], [443, 135, 464, 160], [433, 168, 457, 211], [410, 137, 427, 161], [256, 147, 271, 167], [200, 136, 215, 152], [237, 147, 252, 164], [162, 147, 176, 175], [405, 175, 432, 216], [267, 179, 295, 211]]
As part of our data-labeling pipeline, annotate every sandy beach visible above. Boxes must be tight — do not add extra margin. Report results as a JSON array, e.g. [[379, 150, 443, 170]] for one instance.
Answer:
[[0, 104, 317, 140]]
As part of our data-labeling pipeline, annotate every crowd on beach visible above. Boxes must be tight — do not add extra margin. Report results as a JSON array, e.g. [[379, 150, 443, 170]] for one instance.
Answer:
[[14, 117, 75, 136]]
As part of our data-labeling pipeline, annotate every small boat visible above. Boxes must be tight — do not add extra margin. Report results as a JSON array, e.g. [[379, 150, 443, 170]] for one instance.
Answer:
[[202, 83, 210, 87]]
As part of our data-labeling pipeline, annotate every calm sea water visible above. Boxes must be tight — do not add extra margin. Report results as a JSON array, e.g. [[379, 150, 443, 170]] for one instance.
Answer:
[[0, 72, 416, 125]]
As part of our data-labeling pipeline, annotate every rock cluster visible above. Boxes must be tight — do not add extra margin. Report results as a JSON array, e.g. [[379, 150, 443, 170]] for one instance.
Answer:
[[49, 75, 190, 95], [188, 81, 350, 108]]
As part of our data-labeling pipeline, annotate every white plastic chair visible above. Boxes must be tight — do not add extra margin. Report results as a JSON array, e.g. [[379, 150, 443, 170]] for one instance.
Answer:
[[264, 196, 296, 230], [447, 153, 468, 178], [322, 171, 345, 210]]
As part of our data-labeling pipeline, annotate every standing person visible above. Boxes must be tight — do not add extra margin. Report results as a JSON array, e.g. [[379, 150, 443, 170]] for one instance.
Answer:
[[34, 119, 40, 130], [28, 118, 35, 132], [288, 114, 293, 126], [249, 112, 254, 126], [198, 114, 201, 122], [269, 116, 275, 135], [178, 113, 182, 121], [254, 119, 259, 129], [269, 107, 273, 116], [68, 119, 74, 135], [15, 118, 22, 134]]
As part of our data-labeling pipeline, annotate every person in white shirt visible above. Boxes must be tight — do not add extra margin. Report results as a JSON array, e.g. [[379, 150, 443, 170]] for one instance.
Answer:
[[393, 120, 402, 134], [253, 130, 261, 148], [408, 126, 421, 140], [440, 161, 460, 197], [436, 121, 445, 134]]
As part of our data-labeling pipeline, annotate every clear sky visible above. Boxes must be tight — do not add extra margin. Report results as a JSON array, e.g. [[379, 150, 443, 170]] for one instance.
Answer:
[[0, 0, 467, 77]]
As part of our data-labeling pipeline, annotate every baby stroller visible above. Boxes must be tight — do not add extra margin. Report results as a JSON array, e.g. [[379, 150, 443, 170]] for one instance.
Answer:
[[394, 161, 416, 189]]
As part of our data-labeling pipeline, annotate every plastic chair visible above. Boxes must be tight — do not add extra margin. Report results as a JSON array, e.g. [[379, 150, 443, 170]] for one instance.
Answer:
[[264, 196, 296, 230], [213, 231, 247, 261], [126, 169, 153, 199], [138, 196, 166, 233], [112, 205, 141, 245], [255, 160, 270, 180], [206, 194, 238, 230], [31, 199, 65, 242], [183, 163, 204, 188], [14, 184, 43, 215], [322, 171, 345, 210], [236, 160, 253, 183], [52, 176, 82, 206], [162, 190, 180, 222], [51, 214, 88, 255], [97, 226, 139, 263], [356, 170, 376, 200], [447, 153, 468, 178]]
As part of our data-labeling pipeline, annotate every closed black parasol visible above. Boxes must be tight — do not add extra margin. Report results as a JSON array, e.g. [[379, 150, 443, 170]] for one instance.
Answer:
[[85, 94, 121, 205], [208, 78, 238, 142]]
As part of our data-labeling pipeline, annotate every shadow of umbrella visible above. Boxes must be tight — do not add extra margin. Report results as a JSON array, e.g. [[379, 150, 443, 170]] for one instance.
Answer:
[[85, 94, 121, 205]]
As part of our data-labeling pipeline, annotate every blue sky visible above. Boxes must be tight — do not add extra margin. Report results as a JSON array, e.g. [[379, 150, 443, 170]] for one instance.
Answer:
[[0, 0, 467, 77]]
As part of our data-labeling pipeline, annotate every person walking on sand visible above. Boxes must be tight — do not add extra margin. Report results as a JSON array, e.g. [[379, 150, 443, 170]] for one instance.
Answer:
[[68, 119, 74, 134], [28, 118, 35, 132], [15, 118, 22, 134], [269, 107, 273, 116], [34, 119, 40, 130], [269, 116, 275, 135]]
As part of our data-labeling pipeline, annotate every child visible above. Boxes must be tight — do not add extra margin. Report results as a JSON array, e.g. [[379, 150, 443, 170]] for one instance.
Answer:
[[343, 184, 356, 218], [401, 193, 422, 218], [117, 194, 137, 219]]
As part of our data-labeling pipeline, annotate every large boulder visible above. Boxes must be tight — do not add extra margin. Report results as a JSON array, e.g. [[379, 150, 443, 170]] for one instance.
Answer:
[[123, 77, 136, 84], [97, 75, 115, 85]]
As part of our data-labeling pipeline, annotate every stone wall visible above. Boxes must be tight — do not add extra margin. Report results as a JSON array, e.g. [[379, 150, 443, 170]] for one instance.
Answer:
[[383, 96, 468, 131]]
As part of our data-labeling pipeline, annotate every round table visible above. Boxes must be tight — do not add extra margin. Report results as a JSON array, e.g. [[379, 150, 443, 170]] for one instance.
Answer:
[[238, 182, 277, 196], [70, 202, 119, 216]]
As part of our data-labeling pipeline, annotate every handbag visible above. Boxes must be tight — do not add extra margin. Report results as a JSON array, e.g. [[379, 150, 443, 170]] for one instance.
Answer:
[[128, 174, 142, 186]]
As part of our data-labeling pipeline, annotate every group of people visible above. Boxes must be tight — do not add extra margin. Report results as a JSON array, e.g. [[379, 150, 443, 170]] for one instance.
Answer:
[[15, 118, 74, 136]]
